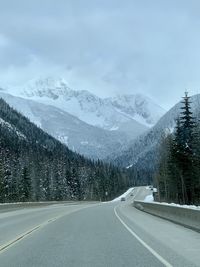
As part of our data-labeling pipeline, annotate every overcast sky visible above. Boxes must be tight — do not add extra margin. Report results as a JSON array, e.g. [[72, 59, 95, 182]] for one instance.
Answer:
[[1, 0, 200, 109]]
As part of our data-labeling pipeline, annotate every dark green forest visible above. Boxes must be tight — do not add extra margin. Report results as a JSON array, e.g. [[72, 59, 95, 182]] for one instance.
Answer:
[[3, 91, 199, 206], [0, 98, 133, 203], [155, 93, 200, 205]]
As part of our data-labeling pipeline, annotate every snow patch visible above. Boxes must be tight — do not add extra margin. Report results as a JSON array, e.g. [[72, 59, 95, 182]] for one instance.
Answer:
[[144, 194, 154, 202], [0, 117, 26, 140], [158, 202, 200, 210], [58, 135, 69, 145], [110, 126, 119, 131], [126, 164, 133, 169], [81, 141, 89, 145], [112, 187, 134, 202]]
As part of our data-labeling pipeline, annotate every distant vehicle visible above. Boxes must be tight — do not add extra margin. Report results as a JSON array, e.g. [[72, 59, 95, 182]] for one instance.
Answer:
[[121, 197, 126, 201]]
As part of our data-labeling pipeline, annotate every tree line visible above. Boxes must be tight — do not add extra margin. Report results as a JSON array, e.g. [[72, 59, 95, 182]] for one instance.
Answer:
[[155, 92, 200, 205], [0, 98, 132, 203]]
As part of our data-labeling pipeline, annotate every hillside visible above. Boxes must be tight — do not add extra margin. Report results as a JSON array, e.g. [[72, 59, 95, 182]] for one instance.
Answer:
[[0, 92, 132, 160], [6, 76, 164, 136], [0, 98, 130, 203], [113, 94, 200, 179]]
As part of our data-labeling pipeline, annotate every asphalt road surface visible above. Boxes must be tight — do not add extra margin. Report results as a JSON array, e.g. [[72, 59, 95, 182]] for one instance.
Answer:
[[0, 187, 199, 267]]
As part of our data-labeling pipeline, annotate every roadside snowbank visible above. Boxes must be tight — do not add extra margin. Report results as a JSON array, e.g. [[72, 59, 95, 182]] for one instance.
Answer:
[[142, 196, 200, 210], [144, 194, 154, 202], [141, 193, 200, 210], [0, 202, 45, 205], [112, 188, 134, 202], [158, 202, 200, 210]]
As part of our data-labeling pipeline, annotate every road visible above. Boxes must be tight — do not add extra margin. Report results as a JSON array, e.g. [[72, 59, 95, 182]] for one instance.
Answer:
[[0, 187, 199, 267]]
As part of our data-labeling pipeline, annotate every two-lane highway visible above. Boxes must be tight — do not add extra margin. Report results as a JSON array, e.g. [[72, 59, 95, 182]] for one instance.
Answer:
[[0, 187, 199, 267]]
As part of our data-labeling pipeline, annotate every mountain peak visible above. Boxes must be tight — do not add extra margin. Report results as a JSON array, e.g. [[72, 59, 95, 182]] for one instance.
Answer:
[[20, 76, 71, 99], [5, 76, 165, 131]]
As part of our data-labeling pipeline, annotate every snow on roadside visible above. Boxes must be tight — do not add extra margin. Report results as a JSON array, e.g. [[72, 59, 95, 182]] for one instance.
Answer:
[[0, 202, 46, 205], [111, 187, 134, 202], [157, 202, 200, 210], [144, 194, 154, 202], [142, 194, 200, 210]]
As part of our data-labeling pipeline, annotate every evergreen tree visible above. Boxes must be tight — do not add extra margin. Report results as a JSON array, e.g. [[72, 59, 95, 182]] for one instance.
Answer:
[[0, 98, 130, 203], [177, 92, 196, 204], [18, 166, 32, 202], [155, 134, 172, 202], [156, 92, 199, 205], [191, 121, 200, 204], [0, 159, 4, 202]]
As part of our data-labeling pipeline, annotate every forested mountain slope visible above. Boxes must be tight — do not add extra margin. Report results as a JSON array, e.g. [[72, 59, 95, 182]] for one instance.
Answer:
[[0, 92, 131, 160], [113, 94, 200, 180], [0, 98, 130, 203]]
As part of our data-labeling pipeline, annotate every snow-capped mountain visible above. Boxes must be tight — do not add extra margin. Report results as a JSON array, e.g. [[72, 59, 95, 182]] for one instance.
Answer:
[[1, 76, 166, 159], [0, 92, 131, 159], [7, 77, 165, 136], [113, 94, 200, 169]]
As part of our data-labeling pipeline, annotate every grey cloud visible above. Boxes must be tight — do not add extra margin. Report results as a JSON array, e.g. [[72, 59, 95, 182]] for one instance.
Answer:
[[0, 0, 200, 108]]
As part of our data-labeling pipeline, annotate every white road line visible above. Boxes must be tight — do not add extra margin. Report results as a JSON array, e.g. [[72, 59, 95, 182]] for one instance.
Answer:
[[114, 206, 173, 267]]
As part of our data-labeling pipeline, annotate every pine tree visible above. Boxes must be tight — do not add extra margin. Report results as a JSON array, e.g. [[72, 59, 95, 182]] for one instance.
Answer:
[[18, 166, 31, 202], [170, 118, 187, 204], [177, 92, 196, 204], [0, 159, 4, 202], [155, 134, 173, 202], [191, 121, 200, 204], [42, 167, 51, 200], [69, 167, 82, 200], [156, 92, 199, 205], [0, 98, 130, 203]]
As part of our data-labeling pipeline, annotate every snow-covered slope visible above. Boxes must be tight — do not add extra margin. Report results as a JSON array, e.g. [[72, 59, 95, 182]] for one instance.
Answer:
[[7, 77, 164, 137], [0, 117, 26, 140], [113, 94, 200, 168], [1, 77, 166, 159], [0, 92, 131, 159], [108, 94, 164, 127]]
